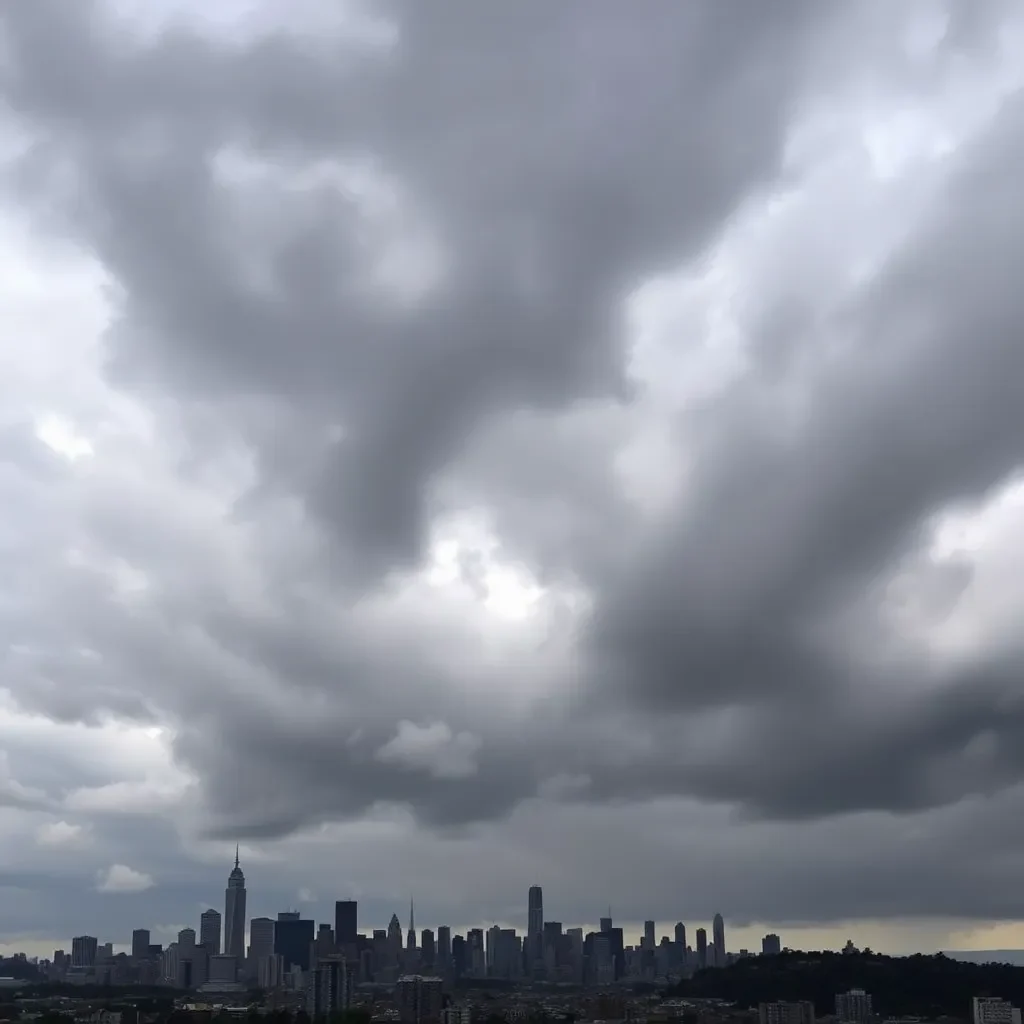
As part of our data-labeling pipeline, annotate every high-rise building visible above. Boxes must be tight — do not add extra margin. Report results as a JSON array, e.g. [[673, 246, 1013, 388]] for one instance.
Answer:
[[836, 990, 873, 1024], [599, 915, 613, 933], [696, 928, 707, 968], [674, 922, 686, 949], [760, 1002, 816, 1024], [421, 929, 435, 969], [131, 929, 151, 960], [436, 926, 452, 974], [249, 917, 276, 963], [223, 846, 247, 963], [527, 886, 543, 969], [275, 913, 315, 971], [643, 921, 656, 950], [972, 998, 1021, 1024], [71, 935, 98, 968], [396, 974, 444, 1024], [713, 913, 725, 967], [309, 956, 355, 1015], [316, 923, 336, 959], [200, 908, 222, 954], [335, 900, 358, 947], [762, 933, 782, 956]]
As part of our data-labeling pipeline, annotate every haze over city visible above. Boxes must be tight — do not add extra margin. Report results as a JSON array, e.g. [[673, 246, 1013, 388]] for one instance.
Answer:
[[3, 0, 1024, 967]]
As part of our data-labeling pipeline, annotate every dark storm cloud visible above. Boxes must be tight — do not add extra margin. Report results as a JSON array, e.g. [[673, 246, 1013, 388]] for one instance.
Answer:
[[2, 0, 1024, 887], [1, 0, 832, 576], [579, 85, 1024, 818]]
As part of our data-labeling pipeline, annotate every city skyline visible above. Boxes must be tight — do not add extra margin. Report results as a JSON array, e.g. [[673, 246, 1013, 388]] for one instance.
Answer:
[[2, 0, 1024, 969], [5, 850, 1018, 962]]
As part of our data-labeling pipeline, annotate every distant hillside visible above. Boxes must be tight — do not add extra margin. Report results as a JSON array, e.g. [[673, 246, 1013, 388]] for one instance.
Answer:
[[945, 951, 1024, 967], [668, 951, 1024, 1017]]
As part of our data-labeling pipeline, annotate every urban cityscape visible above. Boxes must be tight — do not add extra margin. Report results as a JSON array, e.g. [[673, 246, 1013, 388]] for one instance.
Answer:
[[45, 851, 767, 994], [0, 852, 1021, 1024]]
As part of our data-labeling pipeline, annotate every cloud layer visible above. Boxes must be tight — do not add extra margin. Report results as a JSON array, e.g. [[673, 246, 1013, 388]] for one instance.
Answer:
[[2, 0, 1024, 950]]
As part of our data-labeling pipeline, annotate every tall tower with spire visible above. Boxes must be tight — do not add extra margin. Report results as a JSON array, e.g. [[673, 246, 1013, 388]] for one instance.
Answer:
[[224, 845, 247, 965]]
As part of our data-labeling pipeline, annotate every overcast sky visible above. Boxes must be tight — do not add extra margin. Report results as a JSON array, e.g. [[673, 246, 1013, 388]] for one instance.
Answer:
[[3, 0, 1024, 960]]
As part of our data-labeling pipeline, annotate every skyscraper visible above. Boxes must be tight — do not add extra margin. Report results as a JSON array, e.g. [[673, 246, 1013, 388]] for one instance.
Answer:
[[224, 846, 247, 963], [335, 900, 358, 947], [71, 935, 98, 968], [200, 908, 222, 953], [527, 886, 543, 968], [436, 926, 452, 974], [713, 914, 725, 967], [131, 929, 150, 960], [674, 922, 686, 949], [249, 917, 276, 966], [643, 920, 656, 949], [696, 927, 707, 968]]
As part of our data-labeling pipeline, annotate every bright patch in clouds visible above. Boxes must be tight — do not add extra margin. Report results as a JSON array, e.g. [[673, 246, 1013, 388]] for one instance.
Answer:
[[36, 820, 87, 847], [96, 864, 154, 894], [423, 513, 544, 622], [34, 414, 94, 461], [375, 720, 482, 780]]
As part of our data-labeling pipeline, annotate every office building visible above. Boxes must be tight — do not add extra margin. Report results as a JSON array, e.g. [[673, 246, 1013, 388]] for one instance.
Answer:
[[527, 886, 543, 969], [760, 1002, 816, 1024], [275, 913, 315, 971], [396, 974, 444, 1024], [713, 913, 726, 967], [973, 999, 1022, 1024], [200, 909, 222, 954], [71, 935, 98, 968], [250, 917, 275, 961], [762, 933, 782, 956], [131, 929, 151, 960], [696, 928, 707, 968], [308, 956, 355, 1015], [436, 926, 452, 974], [836, 989, 873, 1024], [421, 929, 435, 969], [335, 901, 358, 947]]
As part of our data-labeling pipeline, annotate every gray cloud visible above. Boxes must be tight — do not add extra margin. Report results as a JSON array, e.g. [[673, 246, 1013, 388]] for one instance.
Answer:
[[1, 0, 1024, 942]]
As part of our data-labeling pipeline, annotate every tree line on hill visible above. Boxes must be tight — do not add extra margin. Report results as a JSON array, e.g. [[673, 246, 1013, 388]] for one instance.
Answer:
[[669, 951, 1024, 1017]]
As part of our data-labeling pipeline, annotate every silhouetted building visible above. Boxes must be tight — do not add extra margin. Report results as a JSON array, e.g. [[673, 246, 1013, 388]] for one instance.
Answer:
[[696, 928, 707, 968], [275, 914, 315, 971], [762, 933, 782, 956], [131, 929, 151, 960], [224, 847, 247, 963], [335, 901, 358, 947]]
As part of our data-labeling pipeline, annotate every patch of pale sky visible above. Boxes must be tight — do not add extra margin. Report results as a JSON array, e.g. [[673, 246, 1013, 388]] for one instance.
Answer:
[[102, 0, 396, 51]]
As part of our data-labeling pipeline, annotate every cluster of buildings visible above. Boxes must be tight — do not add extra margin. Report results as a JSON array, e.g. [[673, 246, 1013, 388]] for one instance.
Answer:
[[759, 989, 874, 1024], [47, 854, 788, 1015]]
